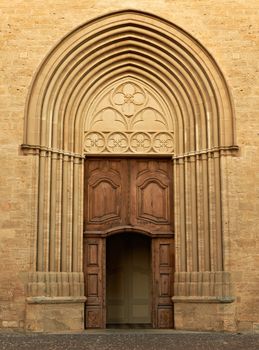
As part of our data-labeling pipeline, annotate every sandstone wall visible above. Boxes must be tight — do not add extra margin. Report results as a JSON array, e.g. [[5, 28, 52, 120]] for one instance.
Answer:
[[0, 0, 258, 332]]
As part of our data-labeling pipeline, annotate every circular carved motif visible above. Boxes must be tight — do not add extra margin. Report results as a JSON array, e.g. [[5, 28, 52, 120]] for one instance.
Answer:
[[153, 132, 174, 153], [84, 132, 105, 153], [107, 132, 129, 153], [113, 82, 146, 117], [130, 132, 152, 153]]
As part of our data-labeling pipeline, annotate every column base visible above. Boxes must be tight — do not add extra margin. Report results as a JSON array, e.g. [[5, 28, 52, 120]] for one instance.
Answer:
[[173, 298, 236, 332], [25, 297, 86, 332]]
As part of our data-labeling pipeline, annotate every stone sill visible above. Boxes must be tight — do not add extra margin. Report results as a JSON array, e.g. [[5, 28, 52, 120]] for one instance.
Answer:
[[26, 296, 87, 304], [172, 296, 235, 304]]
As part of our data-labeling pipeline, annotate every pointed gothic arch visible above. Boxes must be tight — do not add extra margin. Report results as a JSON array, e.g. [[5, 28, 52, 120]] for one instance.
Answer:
[[23, 10, 237, 331]]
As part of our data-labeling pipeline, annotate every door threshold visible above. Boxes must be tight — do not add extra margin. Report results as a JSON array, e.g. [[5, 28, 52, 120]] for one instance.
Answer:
[[106, 324, 152, 329], [85, 328, 177, 334]]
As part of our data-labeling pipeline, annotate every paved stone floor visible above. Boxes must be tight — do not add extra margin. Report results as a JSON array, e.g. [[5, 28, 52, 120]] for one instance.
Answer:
[[1, 330, 259, 350]]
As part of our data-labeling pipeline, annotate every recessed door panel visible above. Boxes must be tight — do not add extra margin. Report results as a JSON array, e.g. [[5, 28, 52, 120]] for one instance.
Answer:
[[84, 159, 128, 231], [130, 159, 173, 232], [152, 238, 174, 328], [84, 238, 105, 328]]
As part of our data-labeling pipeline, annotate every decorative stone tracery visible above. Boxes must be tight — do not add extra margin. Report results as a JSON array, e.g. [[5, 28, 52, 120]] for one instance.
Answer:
[[22, 10, 238, 331], [84, 131, 174, 154], [83, 79, 174, 155]]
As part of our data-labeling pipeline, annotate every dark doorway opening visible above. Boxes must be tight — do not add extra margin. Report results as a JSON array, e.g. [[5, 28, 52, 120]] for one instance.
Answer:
[[106, 233, 152, 328]]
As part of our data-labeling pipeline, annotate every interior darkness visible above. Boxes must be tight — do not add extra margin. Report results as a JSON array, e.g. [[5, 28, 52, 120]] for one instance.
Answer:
[[106, 233, 152, 328]]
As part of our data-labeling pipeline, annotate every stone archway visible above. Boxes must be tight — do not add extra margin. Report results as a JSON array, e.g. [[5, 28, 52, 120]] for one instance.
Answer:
[[22, 10, 238, 332]]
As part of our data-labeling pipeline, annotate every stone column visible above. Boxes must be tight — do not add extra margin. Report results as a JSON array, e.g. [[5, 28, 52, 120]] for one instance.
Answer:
[[172, 147, 236, 331], [22, 146, 86, 332]]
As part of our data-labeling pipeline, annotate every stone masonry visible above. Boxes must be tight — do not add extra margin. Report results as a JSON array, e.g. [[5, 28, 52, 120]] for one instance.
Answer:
[[0, 0, 259, 333]]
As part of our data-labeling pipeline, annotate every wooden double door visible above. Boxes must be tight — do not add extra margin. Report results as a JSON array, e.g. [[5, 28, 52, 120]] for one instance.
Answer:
[[83, 158, 174, 328]]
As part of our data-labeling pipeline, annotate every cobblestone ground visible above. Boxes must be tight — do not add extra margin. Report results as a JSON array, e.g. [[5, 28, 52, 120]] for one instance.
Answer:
[[1, 331, 259, 350]]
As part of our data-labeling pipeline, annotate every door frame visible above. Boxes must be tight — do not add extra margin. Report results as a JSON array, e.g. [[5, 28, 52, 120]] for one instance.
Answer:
[[83, 229, 174, 329], [106, 232, 152, 327], [83, 156, 174, 329]]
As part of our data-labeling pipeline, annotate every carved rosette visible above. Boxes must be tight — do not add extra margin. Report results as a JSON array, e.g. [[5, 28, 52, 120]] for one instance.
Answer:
[[153, 132, 174, 153], [84, 132, 105, 153], [130, 132, 152, 153], [84, 80, 174, 155], [107, 132, 128, 153]]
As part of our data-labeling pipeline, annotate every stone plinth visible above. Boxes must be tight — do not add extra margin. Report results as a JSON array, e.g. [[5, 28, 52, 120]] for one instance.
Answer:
[[25, 297, 86, 332]]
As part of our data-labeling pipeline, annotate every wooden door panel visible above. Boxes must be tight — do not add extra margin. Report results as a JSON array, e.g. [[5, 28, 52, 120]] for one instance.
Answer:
[[84, 238, 105, 328], [130, 159, 173, 232], [84, 159, 128, 231], [84, 158, 174, 329], [138, 180, 169, 222], [152, 238, 174, 328], [89, 179, 119, 222], [157, 308, 173, 328], [84, 158, 173, 233]]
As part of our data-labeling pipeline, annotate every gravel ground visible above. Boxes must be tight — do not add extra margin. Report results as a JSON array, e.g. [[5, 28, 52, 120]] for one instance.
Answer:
[[1, 331, 259, 350]]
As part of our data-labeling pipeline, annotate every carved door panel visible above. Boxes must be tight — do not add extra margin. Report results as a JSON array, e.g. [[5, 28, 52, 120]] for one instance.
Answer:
[[84, 158, 128, 231], [130, 159, 173, 233], [84, 158, 173, 233], [84, 237, 105, 328], [152, 238, 174, 328]]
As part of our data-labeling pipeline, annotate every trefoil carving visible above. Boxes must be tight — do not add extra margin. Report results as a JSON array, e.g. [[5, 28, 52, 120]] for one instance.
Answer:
[[84, 80, 174, 155]]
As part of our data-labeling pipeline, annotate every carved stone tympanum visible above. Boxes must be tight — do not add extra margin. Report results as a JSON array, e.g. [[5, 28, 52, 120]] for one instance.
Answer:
[[84, 80, 174, 155]]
